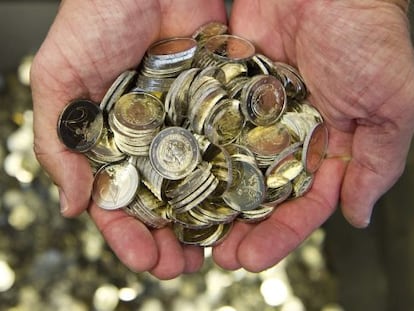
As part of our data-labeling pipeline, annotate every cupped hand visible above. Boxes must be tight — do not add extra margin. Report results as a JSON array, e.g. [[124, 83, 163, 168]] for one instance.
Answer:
[[30, 0, 227, 279], [213, 0, 414, 271]]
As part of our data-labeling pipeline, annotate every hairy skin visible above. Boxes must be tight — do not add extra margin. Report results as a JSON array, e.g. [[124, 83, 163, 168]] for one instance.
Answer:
[[212, 0, 414, 272], [31, 0, 414, 277], [31, 0, 227, 279]]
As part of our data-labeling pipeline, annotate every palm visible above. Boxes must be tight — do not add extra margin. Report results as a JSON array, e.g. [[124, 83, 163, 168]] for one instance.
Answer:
[[31, 0, 227, 279], [213, 0, 414, 271]]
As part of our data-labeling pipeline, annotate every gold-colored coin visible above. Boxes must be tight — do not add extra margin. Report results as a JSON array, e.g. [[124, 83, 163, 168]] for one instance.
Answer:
[[113, 92, 165, 131], [240, 123, 291, 157]]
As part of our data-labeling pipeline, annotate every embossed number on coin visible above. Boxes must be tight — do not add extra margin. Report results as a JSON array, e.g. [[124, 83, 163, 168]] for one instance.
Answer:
[[57, 99, 103, 152]]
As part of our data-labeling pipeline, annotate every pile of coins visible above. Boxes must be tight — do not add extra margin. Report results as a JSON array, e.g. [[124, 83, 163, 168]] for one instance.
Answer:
[[57, 22, 328, 247]]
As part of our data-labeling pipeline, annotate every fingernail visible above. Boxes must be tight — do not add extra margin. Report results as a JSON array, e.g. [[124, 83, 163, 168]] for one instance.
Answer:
[[58, 188, 69, 214]]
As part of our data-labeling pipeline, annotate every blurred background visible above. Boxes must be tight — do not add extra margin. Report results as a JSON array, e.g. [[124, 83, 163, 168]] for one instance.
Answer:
[[0, 1, 414, 311]]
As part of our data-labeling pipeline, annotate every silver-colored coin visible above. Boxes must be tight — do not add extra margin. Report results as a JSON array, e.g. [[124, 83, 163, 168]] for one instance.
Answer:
[[92, 159, 140, 210], [100, 70, 137, 112], [57, 99, 103, 153], [149, 127, 200, 180]]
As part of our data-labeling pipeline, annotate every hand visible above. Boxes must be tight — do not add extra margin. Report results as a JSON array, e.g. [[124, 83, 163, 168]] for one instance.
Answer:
[[213, 0, 414, 271], [30, 0, 227, 279]]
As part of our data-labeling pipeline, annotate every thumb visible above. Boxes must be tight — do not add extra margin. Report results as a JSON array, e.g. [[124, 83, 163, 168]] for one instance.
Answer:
[[340, 124, 411, 227]]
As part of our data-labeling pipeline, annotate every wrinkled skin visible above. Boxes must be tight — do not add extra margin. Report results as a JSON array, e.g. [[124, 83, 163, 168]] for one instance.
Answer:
[[31, 0, 414, 278]]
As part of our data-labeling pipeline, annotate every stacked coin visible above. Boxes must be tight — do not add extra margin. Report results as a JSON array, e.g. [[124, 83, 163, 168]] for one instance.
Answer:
[[137, 37, 198, 95], [56, 22, 329, 247], [108, 91, 165, 156]]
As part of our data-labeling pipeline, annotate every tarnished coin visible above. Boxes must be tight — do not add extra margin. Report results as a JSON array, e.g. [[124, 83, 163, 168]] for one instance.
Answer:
[[92, 159, 140, 210], [241, 74, 287, 126], [302, 122, 328, 173], [149, 127, 200, 180], [57, 99, 103, 153]]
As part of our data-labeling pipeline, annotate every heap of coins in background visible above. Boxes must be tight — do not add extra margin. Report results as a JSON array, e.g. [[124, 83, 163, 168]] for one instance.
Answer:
[[57, 22, 328, 247]]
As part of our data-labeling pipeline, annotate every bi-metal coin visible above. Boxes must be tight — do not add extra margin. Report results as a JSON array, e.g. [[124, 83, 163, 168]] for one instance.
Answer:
[[222, 158, 265, 212], [92, 159, 140, 210], [149, 127, 200, 180], [57, 99, 103, 153], [241, 74, 287, 126]]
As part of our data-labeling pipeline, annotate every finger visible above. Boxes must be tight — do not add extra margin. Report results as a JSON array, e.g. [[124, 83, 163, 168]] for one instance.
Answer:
[[341, 123, 412, 227], [31, 0, 160, 215], [212, 222, 254, 270], [149, 227, 186, 280], [229, 0, 299, 63], [158, 0, 227, 38], [88, 203, 159, 272], [182, 245, 205, 274], [377, 0, 409, 12], [237, 156, 346, 272]]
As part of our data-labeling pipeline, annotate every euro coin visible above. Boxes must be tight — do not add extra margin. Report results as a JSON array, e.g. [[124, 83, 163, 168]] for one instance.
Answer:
[[57, 99, 103, 153], [149, 127, 200, 180]]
